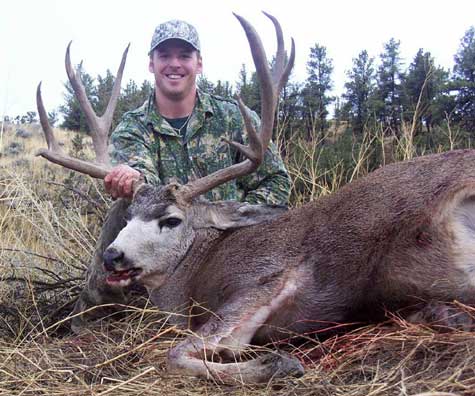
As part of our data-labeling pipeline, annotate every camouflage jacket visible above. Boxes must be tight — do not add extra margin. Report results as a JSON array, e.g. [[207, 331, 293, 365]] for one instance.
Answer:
[[109, 89, 291, 205]]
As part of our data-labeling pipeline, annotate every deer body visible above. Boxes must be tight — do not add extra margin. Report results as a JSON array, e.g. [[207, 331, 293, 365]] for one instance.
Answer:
[[97, 149, 475, 382], [125, 149, 475, 332]]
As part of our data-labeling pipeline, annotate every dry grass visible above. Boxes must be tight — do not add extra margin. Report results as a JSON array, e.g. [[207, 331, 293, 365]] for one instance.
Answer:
[[1, 122, 475, 395], [3, 306, 475, 395]]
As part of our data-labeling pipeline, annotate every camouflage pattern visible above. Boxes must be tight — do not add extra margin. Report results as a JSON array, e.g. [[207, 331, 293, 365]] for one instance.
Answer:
[[149, 19, 201, 55], [109, 89, 291, 205]]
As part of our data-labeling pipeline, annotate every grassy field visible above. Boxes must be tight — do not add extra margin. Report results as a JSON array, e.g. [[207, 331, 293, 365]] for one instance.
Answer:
[[1, 122, 474, 395]]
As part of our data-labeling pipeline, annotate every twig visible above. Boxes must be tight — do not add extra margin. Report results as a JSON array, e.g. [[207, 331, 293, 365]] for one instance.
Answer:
[[0, 247, 62, 264], [96, 366, 157, 396], [46, 180, 105, 209]]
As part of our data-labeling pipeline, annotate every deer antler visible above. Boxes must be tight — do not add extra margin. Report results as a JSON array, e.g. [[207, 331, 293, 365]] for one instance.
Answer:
[[180, 12, 295, 202], [36, 43, 130, 179]]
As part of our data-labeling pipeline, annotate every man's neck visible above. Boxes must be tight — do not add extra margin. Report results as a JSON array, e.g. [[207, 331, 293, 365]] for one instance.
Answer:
[[155, 89, 197, 119]]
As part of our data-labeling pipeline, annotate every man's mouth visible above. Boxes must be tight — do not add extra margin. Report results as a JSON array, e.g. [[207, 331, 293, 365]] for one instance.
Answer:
[[166, 74, 184, 80], [106, 268, 143, 286]]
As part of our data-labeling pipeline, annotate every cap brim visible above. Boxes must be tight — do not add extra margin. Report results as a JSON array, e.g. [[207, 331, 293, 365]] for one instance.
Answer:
[[149, 38, 200, 55]]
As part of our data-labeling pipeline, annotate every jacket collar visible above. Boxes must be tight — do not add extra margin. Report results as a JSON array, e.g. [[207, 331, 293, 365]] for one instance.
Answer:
[[141, 88, 214, 136]]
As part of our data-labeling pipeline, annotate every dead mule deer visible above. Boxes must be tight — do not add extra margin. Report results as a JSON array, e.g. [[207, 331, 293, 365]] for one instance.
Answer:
[[37, 13, 475, 384]]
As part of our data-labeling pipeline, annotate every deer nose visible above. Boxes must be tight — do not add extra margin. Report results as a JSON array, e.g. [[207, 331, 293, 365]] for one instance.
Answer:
[[103, 247, 124, 271]]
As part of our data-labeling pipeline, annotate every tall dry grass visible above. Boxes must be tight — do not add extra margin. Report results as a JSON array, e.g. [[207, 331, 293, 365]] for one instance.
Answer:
[[1, 121, 474, 395]]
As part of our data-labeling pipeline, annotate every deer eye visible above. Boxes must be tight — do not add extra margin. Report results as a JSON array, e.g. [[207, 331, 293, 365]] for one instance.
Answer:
[[159, 217, 182, 229]]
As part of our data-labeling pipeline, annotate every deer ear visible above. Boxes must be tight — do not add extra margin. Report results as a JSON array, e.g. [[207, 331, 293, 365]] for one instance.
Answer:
[[132, 183, 154, 201], [193, 201, 288, 230]]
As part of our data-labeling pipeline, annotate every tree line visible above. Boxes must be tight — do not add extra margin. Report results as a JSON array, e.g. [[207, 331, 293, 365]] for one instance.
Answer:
[[7, 26, 475, 149]]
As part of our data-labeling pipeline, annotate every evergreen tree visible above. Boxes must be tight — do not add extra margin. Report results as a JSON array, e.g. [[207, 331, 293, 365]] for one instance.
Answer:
[[25, 111, 37, 124], [302, 44, 334, 138], [453, 26, 475, 132], [197, 76, 233, 98], [48, 111, 58, 127], [277, 80, 303, 151], [95, 70, 115, 117], [197, 75, 215, 94], [374, 38, 404, 133], [236, 64, 260, 114], [402, 49, 449, 135], [343, 50, 376, 135], [213, 80, 233, 98]]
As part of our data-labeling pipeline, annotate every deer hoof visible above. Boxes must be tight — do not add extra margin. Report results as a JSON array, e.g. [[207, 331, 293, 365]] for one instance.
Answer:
[[407, 302, 475, 331], [259, 351, 305, 379]]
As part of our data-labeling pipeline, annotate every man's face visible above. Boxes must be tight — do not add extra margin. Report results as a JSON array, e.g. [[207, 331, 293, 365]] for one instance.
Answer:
[[149, 39, 202, 101]]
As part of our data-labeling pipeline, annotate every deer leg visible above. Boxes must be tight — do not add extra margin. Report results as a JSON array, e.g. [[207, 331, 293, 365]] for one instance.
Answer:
[[167, 274, 304, 383], [71, 199, 136, 333]]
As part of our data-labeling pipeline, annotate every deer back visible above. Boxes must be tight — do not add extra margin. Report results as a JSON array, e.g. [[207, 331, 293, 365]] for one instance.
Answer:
[[168, 149, 475, 331]]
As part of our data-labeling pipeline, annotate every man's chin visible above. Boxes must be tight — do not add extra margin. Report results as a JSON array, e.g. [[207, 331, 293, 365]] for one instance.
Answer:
[[157, 83, 194, 102]]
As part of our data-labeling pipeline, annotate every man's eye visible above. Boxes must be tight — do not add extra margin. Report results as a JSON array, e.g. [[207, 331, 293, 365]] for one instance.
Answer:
[[159, 218, 182, 228]]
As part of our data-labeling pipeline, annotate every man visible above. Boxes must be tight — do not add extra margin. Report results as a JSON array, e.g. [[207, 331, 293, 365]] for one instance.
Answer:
[[71, 19, 291, 332]]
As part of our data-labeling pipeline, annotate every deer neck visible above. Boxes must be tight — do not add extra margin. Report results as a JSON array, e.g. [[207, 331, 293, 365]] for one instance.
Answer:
[[147, 227, 227, 320]]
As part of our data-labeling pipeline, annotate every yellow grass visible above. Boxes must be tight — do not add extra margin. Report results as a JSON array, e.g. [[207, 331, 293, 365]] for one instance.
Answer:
[[1, 122, 475, 395]]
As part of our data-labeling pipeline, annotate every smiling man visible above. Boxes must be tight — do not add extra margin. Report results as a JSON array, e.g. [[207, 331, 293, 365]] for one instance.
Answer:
[[71, 19, 291, 332], [104, 19, 290, 203]]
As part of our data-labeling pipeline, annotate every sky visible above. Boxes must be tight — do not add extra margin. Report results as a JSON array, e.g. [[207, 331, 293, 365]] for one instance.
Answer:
[[1, 0, 474, 119]]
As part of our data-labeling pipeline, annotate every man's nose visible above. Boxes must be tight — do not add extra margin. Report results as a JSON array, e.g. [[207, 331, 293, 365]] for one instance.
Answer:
[[167, 56, 182, 67]]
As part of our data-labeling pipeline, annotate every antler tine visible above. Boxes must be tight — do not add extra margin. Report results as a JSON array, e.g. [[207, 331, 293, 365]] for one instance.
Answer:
[[263, 12, 296, 94], [36, 82, 63, 153], [103, 43, 130, 133], [36, 82, 110, 178], [65, 42, 129, 165], [180, 13, 294, 202], [262, 11, 285, 85], [278, 38, 296, 94]]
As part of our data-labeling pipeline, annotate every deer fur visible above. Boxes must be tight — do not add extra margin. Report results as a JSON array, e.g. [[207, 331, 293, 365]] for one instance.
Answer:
[[101, 149, 475, 383]]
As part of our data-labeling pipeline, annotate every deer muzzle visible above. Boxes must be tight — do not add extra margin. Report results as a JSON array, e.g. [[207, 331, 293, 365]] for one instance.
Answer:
[[103, 247, 143, 286]]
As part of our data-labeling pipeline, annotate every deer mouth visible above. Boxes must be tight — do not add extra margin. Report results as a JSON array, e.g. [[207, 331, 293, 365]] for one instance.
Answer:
[[106, 268, 143, 286]]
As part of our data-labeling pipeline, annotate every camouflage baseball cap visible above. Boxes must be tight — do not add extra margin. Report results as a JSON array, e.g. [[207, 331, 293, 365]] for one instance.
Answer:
[[149, 20, 201, 55]]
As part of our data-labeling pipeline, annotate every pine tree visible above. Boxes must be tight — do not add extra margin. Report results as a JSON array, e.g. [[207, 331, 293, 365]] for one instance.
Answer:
[[213, 80, 233, 99], [197, 75, 215, 94], [453, 26, 475, 132], [343, 50, 376, 135], [402, 49, 449, 135], [115, 79, 151, 130], [236, 64, 260, 115], [95, 70, 115, 117], [277, 80, 303, 151], [302, 44, 334, 138], [374, 38, 404, 134]]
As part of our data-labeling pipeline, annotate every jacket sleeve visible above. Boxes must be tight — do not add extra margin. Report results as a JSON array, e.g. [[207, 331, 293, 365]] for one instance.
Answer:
[[109, 113, 162, 186], [234, 109, 291, 206]]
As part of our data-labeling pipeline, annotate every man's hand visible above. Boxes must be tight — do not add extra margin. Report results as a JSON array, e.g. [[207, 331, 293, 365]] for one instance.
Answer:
[[104, 165, 142, 199]]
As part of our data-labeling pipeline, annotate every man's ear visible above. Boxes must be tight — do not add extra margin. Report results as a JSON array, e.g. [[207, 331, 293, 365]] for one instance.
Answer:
[[192, 201, 287, 230], [148, 54, 155, 74], [196, 53, 203, 75]]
